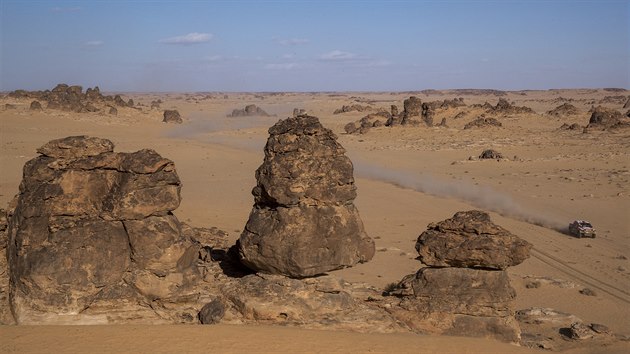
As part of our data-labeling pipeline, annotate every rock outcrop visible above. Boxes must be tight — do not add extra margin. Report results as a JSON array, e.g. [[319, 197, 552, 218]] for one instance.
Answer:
[[586, 106, 629, 130], [333, 104, 372, 114], [227, 104, 272, 117], [29, 101, 43, 110], [463, 116, 503, 129], [7, 83, 135, 113], [547, 103, 580, 117], [163, 109, 183, 123], [6, 136, 201, 324], [238, 115, 375, 278], [488, 98, 535, 115], [388, 210, 531, 343]]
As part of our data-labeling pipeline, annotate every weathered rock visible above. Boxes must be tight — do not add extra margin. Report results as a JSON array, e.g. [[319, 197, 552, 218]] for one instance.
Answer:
[[333, 104, 371, 114], [547, 103, 580, 117], [463, 116, 503, 129], [390, 267, 520, 342], [292, 108, 306, 117], [390, 105, 399, 116], [0, 208, 14, 324], [403, 96, 422, 118], [489, 98, 534, 115], [30, 100, 43, 110], [415, 210, 531, 269], [228, 104, 272, 117], [624, 96, 630, 109], [559, 123, 582, 131], [587, 106, 627, 129], [479, 149, 504, 159], [198, 299, 226, 324], [239, 115, 375, 277], [4, 103, 16, 110], [163, 109, 182, 123], [344, 121, 358, 134], [221, 273, 404, 332], [6, 136, 199, 323], [109, 106, 118, 115]]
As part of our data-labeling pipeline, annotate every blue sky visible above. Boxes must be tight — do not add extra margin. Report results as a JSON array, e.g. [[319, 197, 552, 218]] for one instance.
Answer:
[[1, 0, 628, 92]]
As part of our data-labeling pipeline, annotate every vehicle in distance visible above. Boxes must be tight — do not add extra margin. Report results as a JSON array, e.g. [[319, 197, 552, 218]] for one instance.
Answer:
[[568, 220, 596, 238]]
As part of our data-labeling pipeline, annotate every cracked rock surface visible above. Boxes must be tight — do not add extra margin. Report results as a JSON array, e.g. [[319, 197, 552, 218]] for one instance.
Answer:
[[238, 115, 375, 278]]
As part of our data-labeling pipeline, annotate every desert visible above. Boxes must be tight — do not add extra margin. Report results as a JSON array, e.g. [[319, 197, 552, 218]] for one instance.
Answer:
[[1, 86, 629, 353]]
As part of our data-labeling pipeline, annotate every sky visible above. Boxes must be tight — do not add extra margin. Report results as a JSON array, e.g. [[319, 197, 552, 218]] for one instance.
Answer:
[[0, 0, 628, 92]]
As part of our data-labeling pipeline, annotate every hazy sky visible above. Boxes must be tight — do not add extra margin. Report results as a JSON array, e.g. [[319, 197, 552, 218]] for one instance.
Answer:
[[1, 0, 628, 92]]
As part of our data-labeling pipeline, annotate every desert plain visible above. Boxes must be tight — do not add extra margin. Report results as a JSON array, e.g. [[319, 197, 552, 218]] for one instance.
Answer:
[[0, 88, 629, 353]]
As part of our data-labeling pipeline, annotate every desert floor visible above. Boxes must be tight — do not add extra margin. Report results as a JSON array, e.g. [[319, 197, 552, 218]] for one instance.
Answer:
[[1, 89, 629, 353]]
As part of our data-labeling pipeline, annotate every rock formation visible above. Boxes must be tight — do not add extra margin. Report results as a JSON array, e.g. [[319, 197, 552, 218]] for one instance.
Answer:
[[6, 136, 201, 324], [344, 112, 390, 135], [7, 83, 135, 113], [624, 96, 630, 109], [227, 104, 273, 117], [238, 115, 375, 278], [388, 210, 531, 343], [488, 98, 535, 115], [463, 116, 503, 129], [586, 106, 629, 130], [29, 100, 42, 110], [163, 109, 183, 123], [333, 104, 372, 114], [547, 103, 580, 117], [479, 149, 504, 160]]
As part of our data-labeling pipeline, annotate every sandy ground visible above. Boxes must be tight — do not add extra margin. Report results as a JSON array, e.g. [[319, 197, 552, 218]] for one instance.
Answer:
[[1, 89, 629, 353]]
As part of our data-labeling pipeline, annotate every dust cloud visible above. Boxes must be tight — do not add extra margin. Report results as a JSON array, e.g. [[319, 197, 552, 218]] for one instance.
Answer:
[[352, 159, 566, 231]]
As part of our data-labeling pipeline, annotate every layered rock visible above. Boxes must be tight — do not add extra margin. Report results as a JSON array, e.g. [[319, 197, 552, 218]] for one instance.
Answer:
[[389, 210, 531, 343], [238, 115, 375, 277], [6, 136, 200, 324], [488, 98, 535, 115], [333, 104, 372, 114]]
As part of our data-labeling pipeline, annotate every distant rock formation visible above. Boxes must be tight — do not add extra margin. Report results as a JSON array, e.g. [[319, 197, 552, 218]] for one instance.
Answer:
[[547, 103, 580, 117], [163, 109, 182, 123], [388, 211, 531, 343], [488, 98, 534, 115], [344, 112, 390, 135], [586, 106, 629, 130], [6, 136, 201, 324], [238, 115, 375, 277], [333, 104, 372, 114], [7, 83, 135, 113], [227, 104, 273, 117], [463, 115, 503, 129]]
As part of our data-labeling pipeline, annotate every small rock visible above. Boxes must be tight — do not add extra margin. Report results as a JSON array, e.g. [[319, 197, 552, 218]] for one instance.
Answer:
[[163, 109, 182, 123], [198, 299, 226, 324], [579, 288, 597, 296]]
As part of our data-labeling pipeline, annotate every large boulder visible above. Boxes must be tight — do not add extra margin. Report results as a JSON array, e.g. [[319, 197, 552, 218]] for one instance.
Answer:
[[415, 210, 531, 269], [586, 106, 628, 129], [163, 109, 182, 123], [6, 136, 199, 324], [238, 115, 375, 277]]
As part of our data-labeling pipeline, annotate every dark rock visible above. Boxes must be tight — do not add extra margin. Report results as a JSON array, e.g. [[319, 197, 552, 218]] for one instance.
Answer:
[[333, 104, 372, 114], [29, 101, 43, 110], [114, 95, 127, 107], [587, 106, 627, 129], [9, 90, 29, 99], [579, 288, 597, 296], [624, 96, 630, 109], [163, 110, 182, 124], [421, 103, 434, 127], [6, 136, 199, 323], [391, 105, 399, 116], [228, 104, 272, 117], [547, 103, 580, 117], [479, 149, 504, 159], [463, 116, 503, 129], [108, 106, 118, 115], [292, 108, 306, 117], [198, 299, 226, 324], [559, 123, 582, 130], [403, 96, 422, 118], [238, 115, 375, 278], [486, 98, 534, 115], [344, 122, 358, 134], [566, 322, 595, 340], [415, 210, 531, 269]]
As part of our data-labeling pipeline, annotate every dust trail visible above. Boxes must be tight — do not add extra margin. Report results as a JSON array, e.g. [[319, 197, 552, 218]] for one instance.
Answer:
[[352, 158, 566, 232]]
